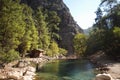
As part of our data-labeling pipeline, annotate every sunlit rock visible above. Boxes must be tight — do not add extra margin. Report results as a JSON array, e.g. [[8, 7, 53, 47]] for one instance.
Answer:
[[95, 73, 114, 80]]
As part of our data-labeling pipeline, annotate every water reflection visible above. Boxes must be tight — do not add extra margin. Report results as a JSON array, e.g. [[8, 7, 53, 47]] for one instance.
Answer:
[[35, 59, 96, 80]]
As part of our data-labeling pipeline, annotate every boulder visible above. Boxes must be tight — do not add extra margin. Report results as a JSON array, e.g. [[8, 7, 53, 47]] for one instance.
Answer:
[[7, 70, 22, 80], [16, 60, 30, 68], [22, 66, 36, 80], [95, 73, 114, 80], [62, 76, 73, 80], [25, 66, 36, 72], [22, 76, 34, 80], [0, 66, 36, 80], [0, 73, 7, 79]]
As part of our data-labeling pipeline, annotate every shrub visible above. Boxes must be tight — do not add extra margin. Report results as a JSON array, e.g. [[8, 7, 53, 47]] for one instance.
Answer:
[[59, 48, 67, 56], [0, 49, 20, 63]]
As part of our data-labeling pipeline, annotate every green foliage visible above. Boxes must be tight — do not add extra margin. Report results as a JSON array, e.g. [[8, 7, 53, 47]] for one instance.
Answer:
[[100, 0, 118, 13], [0, 0, 25, 52], [0, 0, 66, 63], [86, 28, 106, 55], [0, 49, 20, 63], [104, 27, 120, 58], [33, 8, 62, 57], [59, 48, 67, 56], [87, 0, 120, 59], [95, 8, 103, 23], [87, 27, 120, 59], [73, 33, 87, 57], [46, 44, 67, 57], [18, 4, 39, 57], [45, 11, 61, 40], [34, 7, 50, 50], [113, 27, 120, 37], [46, 49, 52, 57], [46, 41, 59, 57]]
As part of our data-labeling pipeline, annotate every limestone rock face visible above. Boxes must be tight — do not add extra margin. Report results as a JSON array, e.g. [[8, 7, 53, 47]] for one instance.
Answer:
[[21, 0, 83, 54]]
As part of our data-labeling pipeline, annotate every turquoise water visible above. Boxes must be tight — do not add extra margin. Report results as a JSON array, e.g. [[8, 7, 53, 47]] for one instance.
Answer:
[[35, 59, 96, 80]]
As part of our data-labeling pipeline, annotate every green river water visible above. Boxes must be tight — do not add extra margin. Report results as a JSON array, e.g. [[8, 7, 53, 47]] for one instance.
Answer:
[[35, 59, 96, 80]]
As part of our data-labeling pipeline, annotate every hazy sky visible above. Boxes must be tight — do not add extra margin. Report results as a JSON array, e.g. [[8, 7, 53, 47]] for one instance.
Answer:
[[63, 0, 101, 29]]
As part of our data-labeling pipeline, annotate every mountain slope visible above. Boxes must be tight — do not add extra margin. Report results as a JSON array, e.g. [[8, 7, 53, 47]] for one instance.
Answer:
[[21, 0, 83, 54]]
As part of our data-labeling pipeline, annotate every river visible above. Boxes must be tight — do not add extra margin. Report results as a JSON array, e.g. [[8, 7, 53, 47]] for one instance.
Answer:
[[35, 59, 96, 80]]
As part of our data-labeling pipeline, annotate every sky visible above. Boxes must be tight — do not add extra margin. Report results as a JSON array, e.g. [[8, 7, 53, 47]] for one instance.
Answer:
[[63, 0, 101, 29]]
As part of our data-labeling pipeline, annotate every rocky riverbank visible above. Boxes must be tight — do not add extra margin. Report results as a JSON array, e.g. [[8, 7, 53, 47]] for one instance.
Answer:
[[88, 51, 120, 80], [0, 57, 49, 80], [0, 66, 36, 80]]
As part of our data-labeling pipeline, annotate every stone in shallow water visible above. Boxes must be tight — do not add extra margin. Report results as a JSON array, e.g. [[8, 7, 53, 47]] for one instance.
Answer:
[[62, 76, 73, 80], [95, 73, 114, 80]]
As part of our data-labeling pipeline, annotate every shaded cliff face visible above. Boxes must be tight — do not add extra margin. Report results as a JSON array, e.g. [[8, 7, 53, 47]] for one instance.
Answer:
[[21, 0, 83, 54]]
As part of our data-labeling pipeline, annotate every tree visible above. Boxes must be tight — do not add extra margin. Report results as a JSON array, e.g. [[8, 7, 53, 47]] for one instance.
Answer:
[[45, 11, 61, 41], [99, 0, 118, 28], [100, 0, 118, 13], [95, 8, 103, 23], [46, 41, 59, 57], [86, 28, 106, 55], [104, 27, 120, 58], [34, 8, 50, 50], [0, 0, 26, 51], [18, 4, 38, 57], [87, 1, 120, 59], [0, 49, 20, 63], [113, 27, 120, 37], [59, 48, 67, 56], [0, 0, 25, 62], [73, 33, 87, 57]]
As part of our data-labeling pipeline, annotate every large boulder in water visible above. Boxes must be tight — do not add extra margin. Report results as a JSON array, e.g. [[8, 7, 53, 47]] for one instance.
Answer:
[[95, 73, 114, 80]]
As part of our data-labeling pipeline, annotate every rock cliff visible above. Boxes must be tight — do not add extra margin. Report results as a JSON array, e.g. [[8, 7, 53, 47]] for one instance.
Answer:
[[21, 0, 83, 54]]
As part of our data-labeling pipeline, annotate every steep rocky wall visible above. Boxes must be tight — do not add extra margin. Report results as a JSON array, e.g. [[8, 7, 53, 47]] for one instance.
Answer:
[[21, 0, 83, 54]]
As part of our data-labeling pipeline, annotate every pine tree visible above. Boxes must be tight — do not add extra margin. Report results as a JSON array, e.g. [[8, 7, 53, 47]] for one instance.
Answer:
[[34, 8, 50, 50], [45, 11, 61, 41], [18, 4, 38, 57], [73, 33, 87, 57], [0, 0, 25, 62], [0, 0, 26, 51]]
